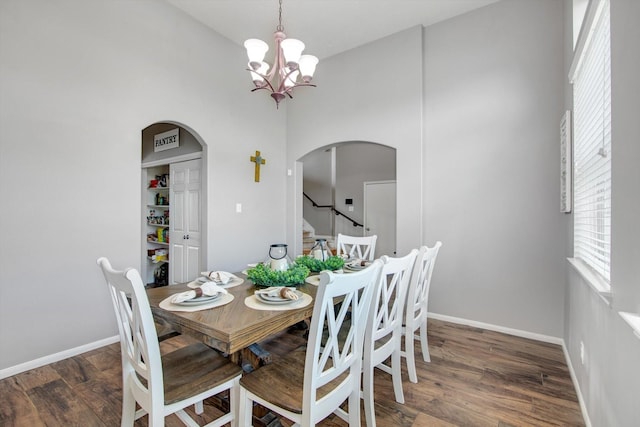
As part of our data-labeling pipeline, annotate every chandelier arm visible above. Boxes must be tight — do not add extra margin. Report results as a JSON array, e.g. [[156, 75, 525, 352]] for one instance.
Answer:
[[285, 82, 317, 93], [250, 86, 275, 94], [283, 82, 317, 99]]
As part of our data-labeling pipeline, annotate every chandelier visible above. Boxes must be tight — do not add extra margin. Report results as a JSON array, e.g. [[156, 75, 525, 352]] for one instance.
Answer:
[[243, 0, 318, 108]]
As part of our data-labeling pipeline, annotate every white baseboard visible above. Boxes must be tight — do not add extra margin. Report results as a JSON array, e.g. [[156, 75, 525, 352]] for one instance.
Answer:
[[561, 342, 592, 427], [429, 312, 591, 426], [0, 335, 119, 380], [428, 312, 564, 344]]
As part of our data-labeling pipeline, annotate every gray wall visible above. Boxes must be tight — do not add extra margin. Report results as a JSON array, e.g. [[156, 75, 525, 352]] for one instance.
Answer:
[[0, 0, 285, 371], [423, 0, 566, 337], [563, 0, 640, 425], [286, 26, 424, 258], [289, 1, 567, 341], [301, 148, 333, 236], [334, 142, 396, 236]]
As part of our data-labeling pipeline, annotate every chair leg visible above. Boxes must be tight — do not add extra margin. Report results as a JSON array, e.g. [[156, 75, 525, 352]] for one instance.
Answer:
[[148, 411, 165, 427], [347, 387, 361, 427], [362, 365, 376, 427], [120, 380, 138, 426], [230, 377, 241, 427], [405, 330, 418, 383], [391, 349, 405, 404], [195, 400, 204, 414], [238, 386, 253, 427], [419, 323, 431, 362]]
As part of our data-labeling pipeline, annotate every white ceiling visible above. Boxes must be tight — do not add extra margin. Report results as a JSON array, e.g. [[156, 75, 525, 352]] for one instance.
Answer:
[[166, 0, 501, 60]]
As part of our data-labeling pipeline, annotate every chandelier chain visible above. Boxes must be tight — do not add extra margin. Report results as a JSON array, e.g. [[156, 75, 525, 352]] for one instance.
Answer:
[[277, 0, 284, 32]]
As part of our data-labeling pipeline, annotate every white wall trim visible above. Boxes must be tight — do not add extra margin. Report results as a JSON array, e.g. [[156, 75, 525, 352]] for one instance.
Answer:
[[141, 151, 201, 168], [428, 312, 564, 344], [429, 312, 590, 426], [567, 257, 612, 305], [561, 341, 593, 427], [619, 311, 640, 340], [0, 335, 119, 380]]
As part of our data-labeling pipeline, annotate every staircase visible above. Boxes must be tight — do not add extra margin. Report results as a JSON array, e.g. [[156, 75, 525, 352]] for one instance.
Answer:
[[302, 219, 335, 255]]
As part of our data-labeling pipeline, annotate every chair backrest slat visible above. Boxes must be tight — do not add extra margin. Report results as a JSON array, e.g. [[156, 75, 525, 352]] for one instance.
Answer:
[[407, 242, 442, 326], [303, 260, 383, 422], [366, 250, 418, 354], [97, 257, 164, 411], [335, 233, 378, 261]]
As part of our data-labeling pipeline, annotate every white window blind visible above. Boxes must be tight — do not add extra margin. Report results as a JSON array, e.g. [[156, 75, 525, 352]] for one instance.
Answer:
[[570, 0, 611, 282]]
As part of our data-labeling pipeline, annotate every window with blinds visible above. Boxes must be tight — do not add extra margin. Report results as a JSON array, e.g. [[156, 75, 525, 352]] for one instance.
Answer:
[[570, 0, 611, 283]]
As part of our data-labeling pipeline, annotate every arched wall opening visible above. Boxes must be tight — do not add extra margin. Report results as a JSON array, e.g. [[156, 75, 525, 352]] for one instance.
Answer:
[[141, 121, 208, 285], [300, 141, 397, 257]]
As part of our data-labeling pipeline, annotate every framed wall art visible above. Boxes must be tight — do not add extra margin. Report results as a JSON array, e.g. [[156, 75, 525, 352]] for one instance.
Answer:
[[560, 110, 572, 213]]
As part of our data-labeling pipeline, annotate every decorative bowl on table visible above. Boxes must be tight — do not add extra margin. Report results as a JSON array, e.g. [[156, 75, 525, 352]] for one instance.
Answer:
[[246, 263, 310, 287], [295, 255, 345, 273]]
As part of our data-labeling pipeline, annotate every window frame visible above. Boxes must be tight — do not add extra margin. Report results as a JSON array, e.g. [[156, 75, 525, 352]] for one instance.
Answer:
[[569, 0, 612, 289]]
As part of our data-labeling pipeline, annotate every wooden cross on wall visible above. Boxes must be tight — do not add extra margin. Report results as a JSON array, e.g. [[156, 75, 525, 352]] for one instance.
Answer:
[[250, 150, 266, 182]]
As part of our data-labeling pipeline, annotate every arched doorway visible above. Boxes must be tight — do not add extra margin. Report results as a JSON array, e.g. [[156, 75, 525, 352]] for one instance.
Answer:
[[300, 141, 396, 258], [141, 122, 206, 286]]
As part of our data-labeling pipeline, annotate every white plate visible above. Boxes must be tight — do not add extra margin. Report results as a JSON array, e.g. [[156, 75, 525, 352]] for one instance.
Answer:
[[305, 275, 321, 285], [188, 276, 243, 289], [345, 261, 370, 271], [173, 293, 221, 306], [255, 290, 303, 305]]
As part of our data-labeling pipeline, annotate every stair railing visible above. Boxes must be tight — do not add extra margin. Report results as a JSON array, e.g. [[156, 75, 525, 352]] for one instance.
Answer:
[[303, 192, 363, 228]]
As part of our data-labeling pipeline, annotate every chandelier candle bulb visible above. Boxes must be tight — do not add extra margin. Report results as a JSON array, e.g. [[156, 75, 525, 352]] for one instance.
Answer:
[[299, 55, 319, 81], [244, 39, 269, 69], [280, 38, 305, 67]]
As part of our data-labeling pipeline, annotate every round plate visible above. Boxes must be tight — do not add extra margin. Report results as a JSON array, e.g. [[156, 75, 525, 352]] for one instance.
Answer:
[[255, 290, 303, 305], [188, 276, 243, 289], [345, 261, 370, 271], [173, 293, 221, 306], [305, 275, 321, 285]]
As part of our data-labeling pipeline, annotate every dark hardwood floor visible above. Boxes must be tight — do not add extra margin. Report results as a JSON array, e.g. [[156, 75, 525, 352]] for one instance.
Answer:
[[0, 319, 585, 426]]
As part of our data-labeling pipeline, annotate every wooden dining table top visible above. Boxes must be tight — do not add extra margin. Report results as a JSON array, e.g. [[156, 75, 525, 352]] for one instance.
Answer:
[[146, 274, 318, 357]]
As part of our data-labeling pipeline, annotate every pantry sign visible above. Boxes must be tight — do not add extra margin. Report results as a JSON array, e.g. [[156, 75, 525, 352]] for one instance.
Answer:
[[154, 128, 179, 152]]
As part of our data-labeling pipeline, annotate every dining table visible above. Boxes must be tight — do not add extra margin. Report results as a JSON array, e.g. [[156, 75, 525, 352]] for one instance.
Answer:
[[146, 272, 319, 365]]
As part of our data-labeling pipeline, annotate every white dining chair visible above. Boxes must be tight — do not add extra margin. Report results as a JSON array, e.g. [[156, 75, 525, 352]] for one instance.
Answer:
[[402, 242, 442, 383], [335, 233, 378, 261], [97, 257, 242, 427], [238, 260, 383, 427], [362, 249, 418, 427]]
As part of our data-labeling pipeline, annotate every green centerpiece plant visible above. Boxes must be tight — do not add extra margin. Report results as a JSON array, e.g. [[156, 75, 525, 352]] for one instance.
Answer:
[[295, 255, 345, 273], [246, 263, 310, 287]]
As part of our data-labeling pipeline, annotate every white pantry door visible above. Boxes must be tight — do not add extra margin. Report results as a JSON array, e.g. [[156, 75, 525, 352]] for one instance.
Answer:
[[170, 159, 201, 284], [364, 180, 396, 258]]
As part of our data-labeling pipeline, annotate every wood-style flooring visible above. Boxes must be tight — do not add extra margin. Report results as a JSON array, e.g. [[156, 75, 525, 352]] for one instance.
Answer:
[[0, 319, 585, 426]]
